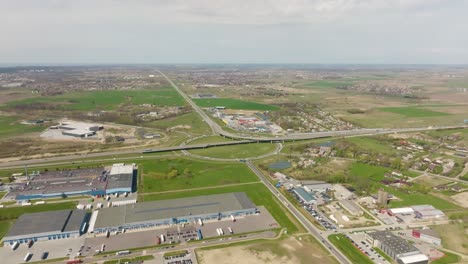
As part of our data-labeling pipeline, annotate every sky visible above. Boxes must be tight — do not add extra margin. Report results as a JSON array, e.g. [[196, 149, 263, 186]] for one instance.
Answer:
[[1, 0, 467, 65]]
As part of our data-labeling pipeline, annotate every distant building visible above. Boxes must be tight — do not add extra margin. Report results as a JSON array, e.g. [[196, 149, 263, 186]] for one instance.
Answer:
[[412, 229, 441, 246], [302, 181, 332, 192], [366, 231, 429, 264], [2, 210, 88, 245], [411, 205, 446, 220]]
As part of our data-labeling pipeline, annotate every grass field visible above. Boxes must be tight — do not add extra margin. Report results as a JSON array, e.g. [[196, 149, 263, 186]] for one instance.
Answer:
[[7, 87, 185, 111], [142, 182, 301, 233], [0, 202, 76, 221], [431, 251, 462, 264], [384, 186, 460, 210], [193, 98, 279, 110], [0, 116, 44, 138], [432, 223, 468, 255], [186, 135, 234, 145], [346, 137, 396, 155], [349, 162, 390, 181], [188, 143, 277, 159], [379, 106, 450, 118], [148, 111, 211, 136], [0, 220, 12, 240], [328, 234, 373, 264], [140, 158, 259, 192]]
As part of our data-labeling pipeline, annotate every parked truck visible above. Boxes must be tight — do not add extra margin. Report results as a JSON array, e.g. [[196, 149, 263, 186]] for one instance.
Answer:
[[24, 253, 32, 262], [11, 241, 19, 250], [228, 227, 233, 234], [160, 234, 166, 243]]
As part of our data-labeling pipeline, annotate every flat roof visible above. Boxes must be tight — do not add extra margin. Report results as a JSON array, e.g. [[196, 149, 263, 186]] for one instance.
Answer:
[[369, 231, 419, 255], [293, 187, 315, 202], [398, 254, 429, 264], [94, 192, 255, 229], [106, 164, 135, 190], [417, 229, 440, 239], [339, 200, 362, 213], [5, 210, 85, 239]]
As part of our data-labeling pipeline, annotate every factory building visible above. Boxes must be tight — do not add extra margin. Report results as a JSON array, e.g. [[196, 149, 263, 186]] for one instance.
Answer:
[[412, 229, 441, 246], [56, 121, 104, 138], [411, 205, 446, 220], [10, 164, 136, 200], [366, 231, 429, 264], [88, 192, 256, 234], [2, 210, 88, 245]]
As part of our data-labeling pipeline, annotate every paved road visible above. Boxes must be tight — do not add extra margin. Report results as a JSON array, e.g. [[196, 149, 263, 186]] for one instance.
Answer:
[[245, 161, 351, 264]]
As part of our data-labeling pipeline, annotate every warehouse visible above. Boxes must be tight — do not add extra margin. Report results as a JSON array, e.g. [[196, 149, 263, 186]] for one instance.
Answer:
[[88, 192, 256, 234], [10, 164, 136, 200], [412, 228, 441, 246], [411, 205, 446, 220], [366, 231, 428, 264], [2, 210, 88, 245], [292, 187, 316, 204]]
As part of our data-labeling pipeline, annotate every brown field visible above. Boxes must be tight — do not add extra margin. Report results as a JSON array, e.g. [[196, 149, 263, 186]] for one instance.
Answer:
[[450, 192, 468, 208], [197, 235, 338, 264], [432, 223, 468, 255]]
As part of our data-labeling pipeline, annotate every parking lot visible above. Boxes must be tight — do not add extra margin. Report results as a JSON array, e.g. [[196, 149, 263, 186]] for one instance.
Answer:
[[0, 236, 85, 263], [346, 232, 391, 264]]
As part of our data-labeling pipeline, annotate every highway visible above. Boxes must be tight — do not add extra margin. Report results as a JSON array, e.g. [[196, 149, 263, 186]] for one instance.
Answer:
[[246, 161, 351, 264]]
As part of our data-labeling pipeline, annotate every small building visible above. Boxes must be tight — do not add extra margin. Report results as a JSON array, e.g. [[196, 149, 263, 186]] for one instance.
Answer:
[[2, 210, 88, 245], [143, 133, 161, 139], [389, 207, 414, 215], [338, 200, 363, 216], [292, 187, 316, 204], [412, 228, 441, 246], [366, 231, 428, 264]]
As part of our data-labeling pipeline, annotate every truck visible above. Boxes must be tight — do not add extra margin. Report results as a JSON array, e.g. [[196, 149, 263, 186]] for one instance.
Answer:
[[219, 228, 224, 235], [156, 237, 161, 245], [106, 230, 110, 238], [27, 240, 34, 248], [100, 244, 105, 252], [116, 250, 130, 256], [66, 260, 83, 264], [41, 252, 49, 260], [24, 253, 33, 262], [198, 218, 203, 226], [160, 234, 166, 243], [228, 227, 233, 234], [11, 241, 19, 250], [230, 215, 236, 222]]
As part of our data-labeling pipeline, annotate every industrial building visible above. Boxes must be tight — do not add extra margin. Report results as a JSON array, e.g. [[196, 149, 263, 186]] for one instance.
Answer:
[[51, 120, 104, 138], [412, 229, 442, 246], [10, 164, 136, 200], [338, 200, 363, 216], [2, 210, 88, 245], [302, 181, 332, 192], [366, 231, 429, 264], [88, 192, 256, 234], [292, 187, 316, 204], [412, 205, 445, 220]]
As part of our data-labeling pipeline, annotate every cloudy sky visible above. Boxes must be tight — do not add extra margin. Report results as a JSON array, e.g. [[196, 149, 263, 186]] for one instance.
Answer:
[[1, 0, 467, 64]]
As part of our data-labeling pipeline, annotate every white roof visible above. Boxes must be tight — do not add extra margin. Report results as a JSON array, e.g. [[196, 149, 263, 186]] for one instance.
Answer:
[[390, 207, 414, 214], [110, 164, 134, 175], [398, 254, 429, 264]]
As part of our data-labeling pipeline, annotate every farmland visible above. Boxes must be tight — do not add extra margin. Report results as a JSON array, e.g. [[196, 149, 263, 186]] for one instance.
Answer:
[[193, 98, 279, 110], [378, 106, 450, 118], [0, 116, 44, 139], [7, 87, 185, 111], [140, 158, 259, 192]]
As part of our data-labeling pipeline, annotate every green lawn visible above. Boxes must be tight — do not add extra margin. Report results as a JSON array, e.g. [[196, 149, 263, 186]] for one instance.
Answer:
[[193, 98, 279, 110], [328, 234, 373, 264], [431, 251, 461, 264], [147, 111, 211, 136], [188, 143, 277, 159], [142, 182, 300, 233], [349, 162, 390, 181], [346, 137, 396, 155], [7, 87, 185, 111], [384, 186, 460, 210], [0, 220, 12, 240], [186, 135, 234, 145], [140, 158, 258, 193], [0, 116, 44, 138], [0, 202, 76, 221], [379, 106, 450, 118]]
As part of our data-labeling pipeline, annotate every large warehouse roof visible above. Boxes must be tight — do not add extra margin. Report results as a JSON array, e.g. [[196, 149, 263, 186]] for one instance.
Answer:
[[368, 231, 419, 255], [5, 210, 86, 239], [93, 192, 255, 229]]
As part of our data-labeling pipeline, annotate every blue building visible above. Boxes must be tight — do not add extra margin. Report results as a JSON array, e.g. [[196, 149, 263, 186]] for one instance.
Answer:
[[89, 192, 257, 234]]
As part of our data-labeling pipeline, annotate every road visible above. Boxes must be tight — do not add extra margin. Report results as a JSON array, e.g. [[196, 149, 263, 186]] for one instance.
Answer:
[[245, 161, 351, 264], [158, 70, 467, 142]]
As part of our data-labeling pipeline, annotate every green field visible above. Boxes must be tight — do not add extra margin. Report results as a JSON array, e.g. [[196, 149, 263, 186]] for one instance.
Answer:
[[147, 111, 211, 136], [188, 143, 277, 159], [303, 80, 354, 88], [0, 221, 12, 240], [349, 163, 390, 181], [431, 251, 461, 264], [142, 182, 300, 233], [384, 186, 460, 210], [7, 87, 185, 111], [193, 98, 279, 110], [0, 116, 44, 138], [346, 137, 396, 154], [379, 106, 450, 118], [186, 135, 234, 145], [0, 202, 76, 221], [328, 234, 373, 264], [140, 158, 258, 192]]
